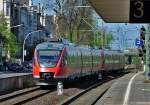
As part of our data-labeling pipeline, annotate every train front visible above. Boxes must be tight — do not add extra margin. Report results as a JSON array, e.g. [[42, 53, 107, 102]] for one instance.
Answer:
[[33, 42, 65, 85]]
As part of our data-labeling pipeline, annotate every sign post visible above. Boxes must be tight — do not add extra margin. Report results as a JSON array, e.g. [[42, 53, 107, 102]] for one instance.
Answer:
[[135, 38, 144, 46]]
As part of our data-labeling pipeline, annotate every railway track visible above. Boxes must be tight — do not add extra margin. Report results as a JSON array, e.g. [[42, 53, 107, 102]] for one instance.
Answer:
[[59, 77, 115, 105], [0, 86, 55, 105], [0, 72, 128, 105], [58, 72, 129, 105], [0, 86, 40, 102]]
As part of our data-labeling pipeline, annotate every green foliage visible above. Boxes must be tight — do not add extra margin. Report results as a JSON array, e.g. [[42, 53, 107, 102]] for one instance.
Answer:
[[94, 32, 113, 49], [132, 56, 141, 64], [0, 13, 18, 57], [132, 55, 146, 65]]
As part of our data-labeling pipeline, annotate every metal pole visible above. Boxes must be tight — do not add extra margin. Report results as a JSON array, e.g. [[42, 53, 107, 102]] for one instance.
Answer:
[[22, 30, 42, 62], [146, 25, 150, 79], [3, 0, 4, 14], [81, 18, 96, 45], [102, 20, 105, 48], [74, 6, 91, 8]]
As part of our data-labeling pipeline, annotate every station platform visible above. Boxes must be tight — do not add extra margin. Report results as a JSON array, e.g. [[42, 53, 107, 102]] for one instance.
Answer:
[[0, 71, 31, 78], [0, 71, 34, 94], [96, 72, 150, 105]]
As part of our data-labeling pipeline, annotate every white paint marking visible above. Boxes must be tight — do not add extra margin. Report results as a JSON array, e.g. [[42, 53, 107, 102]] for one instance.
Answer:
[[141, 89, 150, 92], [123, 72, 143, 105]]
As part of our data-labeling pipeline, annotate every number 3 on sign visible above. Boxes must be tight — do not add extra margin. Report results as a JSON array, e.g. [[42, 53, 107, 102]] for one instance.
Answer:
[[134, 1, 144, 18]]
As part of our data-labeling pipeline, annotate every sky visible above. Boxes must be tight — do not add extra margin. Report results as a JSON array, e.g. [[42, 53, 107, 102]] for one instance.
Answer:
[[102, 23, 147, 50], [89, 13, 147, 50], [32, 0, 55, 15]]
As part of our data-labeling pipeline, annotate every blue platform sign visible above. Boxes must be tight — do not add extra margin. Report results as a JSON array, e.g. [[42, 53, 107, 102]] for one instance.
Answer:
[[135, 38, 144, 46]]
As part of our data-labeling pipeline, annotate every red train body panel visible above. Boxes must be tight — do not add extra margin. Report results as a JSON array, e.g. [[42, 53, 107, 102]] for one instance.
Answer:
[[33, 42, 125, 85]]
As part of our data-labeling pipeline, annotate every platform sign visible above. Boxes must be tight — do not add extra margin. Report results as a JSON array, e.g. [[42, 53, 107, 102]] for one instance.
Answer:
[[135, 38, 144, 46], [130, 0, 150, 23]]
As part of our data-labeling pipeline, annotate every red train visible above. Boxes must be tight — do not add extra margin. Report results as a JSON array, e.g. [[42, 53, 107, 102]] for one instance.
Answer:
[[33, 41, 125, 85]]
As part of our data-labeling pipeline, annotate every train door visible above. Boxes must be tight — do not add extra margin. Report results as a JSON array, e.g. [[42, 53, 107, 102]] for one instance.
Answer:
[[104, 52, 109, 71], [112, 53, 116, 70], [101, 50, 105, 70], [111, 53, 116, 70], [66, 46, 82, 78], [108, 51, 113, 71], [107, 51, 111, 71], [59, 49, 68, 76], [92, 50, 97, 72], [93, 50, 101, 72], [90, 49, 93, 73], [66, 47, 74, 76], [80, 48, 92, 76], [76, 48, 82, 76], [114, 53, 118, 70], [120, 53, 125, 70]]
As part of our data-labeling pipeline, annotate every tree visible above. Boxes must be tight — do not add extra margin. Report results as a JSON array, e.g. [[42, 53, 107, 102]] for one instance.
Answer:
[[0, 13, 18, 58], [40, 0, 113, 47], [52, 0, 95, 43], [95, 32, 113, 49]]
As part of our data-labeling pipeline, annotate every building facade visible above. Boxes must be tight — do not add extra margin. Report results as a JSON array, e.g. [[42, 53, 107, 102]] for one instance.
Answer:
[[8, 0, 46, 45], [44, 15, 56, 38]]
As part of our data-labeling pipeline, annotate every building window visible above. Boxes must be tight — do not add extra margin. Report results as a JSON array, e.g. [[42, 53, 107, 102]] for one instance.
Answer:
[[6, 3, 10, 16]]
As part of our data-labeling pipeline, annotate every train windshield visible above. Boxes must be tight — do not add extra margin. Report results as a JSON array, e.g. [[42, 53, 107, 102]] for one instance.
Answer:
[[37, 50, 61, 68]]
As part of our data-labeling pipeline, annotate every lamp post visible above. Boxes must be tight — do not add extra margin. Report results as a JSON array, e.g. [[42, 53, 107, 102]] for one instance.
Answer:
[[22, 30, 43, 62], [10, 24, 24, 29]]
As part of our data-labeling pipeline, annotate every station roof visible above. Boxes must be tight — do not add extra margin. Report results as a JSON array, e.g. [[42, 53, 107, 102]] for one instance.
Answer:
[[88, 0, 130, 22]]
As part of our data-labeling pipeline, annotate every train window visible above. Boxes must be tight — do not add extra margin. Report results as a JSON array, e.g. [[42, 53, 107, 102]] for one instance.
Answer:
[[37, 50, 61, 68], [61, 58, 67, 67]]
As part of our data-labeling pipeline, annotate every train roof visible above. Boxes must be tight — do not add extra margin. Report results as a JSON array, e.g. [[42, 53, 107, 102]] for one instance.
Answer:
[[36, 42, 64, 50], [36, 41, 124, 56], [103, 49, 124, 55]]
